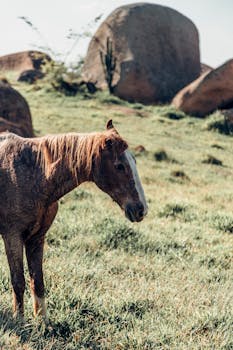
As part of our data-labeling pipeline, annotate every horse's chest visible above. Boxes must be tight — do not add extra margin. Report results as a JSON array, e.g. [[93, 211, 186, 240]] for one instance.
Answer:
[[0, 200, 46, 236]]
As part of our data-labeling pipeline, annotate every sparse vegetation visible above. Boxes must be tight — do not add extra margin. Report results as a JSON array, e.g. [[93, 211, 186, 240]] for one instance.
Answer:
[[18, 16, 102, 97], [211, 213, 233, 233], [100, 37, 117, 94], [204, 112, 232, 135], [0, 77, 232, 350], [158, 202, 188, 218], [170, 169, 190, 183]]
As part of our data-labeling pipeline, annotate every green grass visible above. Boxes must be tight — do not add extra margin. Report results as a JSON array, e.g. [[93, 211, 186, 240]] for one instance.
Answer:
[[0, 78, 232, 349]]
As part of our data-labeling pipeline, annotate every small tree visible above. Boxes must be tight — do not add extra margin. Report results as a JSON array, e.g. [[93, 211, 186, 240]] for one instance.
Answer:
[[99, 37, 116, 94], [18, 16, 102, 95]]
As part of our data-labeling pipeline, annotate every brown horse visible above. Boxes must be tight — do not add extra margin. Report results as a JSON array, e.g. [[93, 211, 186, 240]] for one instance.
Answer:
[[0, 120, 147, 318]]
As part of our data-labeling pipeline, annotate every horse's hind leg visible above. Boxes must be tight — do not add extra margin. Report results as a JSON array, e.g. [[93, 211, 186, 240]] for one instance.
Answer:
[[3, 234, 25, 317], [25, 202, 58, 317]]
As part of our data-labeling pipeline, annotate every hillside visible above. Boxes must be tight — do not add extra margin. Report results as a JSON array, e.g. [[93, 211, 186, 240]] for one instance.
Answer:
[[0, 80, 232, 349]]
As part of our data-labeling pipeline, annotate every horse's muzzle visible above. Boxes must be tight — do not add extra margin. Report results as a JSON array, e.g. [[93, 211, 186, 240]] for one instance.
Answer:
[[125, 202, 147, 222]]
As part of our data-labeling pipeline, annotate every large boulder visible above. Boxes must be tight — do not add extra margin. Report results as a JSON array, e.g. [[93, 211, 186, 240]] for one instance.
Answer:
[[172, 59, 233, 117], [0, 51, 51, 73], [0, 82, 34, 137], [82, 3, 200, 104]]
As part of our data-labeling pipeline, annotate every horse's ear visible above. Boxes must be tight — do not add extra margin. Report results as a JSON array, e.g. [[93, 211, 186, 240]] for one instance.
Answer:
[[106, 119, 114, 130]]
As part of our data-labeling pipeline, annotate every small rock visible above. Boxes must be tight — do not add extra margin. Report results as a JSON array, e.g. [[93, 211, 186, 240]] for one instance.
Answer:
[[134, 145, 146, 153], [18, 69, 45, 84]]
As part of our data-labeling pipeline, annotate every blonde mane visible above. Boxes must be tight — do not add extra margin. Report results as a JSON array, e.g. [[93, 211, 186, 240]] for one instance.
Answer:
[[36, 130, 128, 181]]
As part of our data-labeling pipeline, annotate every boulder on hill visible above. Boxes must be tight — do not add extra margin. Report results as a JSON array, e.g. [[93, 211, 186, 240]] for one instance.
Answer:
[[172, 59, 233, 117], [82, 3, 200, 104], [0, 83, 34, 137], [0, 51, 51, 73]]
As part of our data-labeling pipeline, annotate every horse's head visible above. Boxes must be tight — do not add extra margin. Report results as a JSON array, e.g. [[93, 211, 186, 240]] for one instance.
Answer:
[[92, 120, 148, 222]]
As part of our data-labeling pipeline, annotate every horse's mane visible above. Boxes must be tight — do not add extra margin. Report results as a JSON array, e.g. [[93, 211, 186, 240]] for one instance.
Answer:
[[36, 130, 128, 180]]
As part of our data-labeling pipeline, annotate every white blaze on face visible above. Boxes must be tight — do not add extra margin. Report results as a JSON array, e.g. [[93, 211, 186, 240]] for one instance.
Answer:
[[124, 150, 148, 215]]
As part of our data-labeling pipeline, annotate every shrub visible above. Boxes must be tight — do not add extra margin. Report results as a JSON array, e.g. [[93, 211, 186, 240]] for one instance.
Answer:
[[204, 113, 232, 135], [154, 149, 177, 163], [120, 299, 155, 319], [164, 111, 185, 120], [158, 202, 187, 218], [99, 37, 116, 94], [211, 213, 233, 233], [170, 170, 190, 182], [202, 155, 223, 166], [96, 218, 141, 251], [96, 218, 191, 257]]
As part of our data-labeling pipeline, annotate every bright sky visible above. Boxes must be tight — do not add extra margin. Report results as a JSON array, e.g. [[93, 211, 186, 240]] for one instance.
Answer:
[[1, 0, 232, 67]]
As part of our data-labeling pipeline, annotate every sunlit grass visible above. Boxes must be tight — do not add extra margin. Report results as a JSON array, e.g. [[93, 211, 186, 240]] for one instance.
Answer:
[[0, 79, 232, 349]]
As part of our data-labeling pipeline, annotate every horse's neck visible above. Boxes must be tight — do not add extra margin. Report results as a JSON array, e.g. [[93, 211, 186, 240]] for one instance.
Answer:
[[46, 159, 77, 203], [40, 133, 95, 203]]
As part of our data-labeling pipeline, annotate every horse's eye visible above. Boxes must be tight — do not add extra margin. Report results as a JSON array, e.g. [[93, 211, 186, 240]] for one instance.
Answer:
[[116, 163, 125, 171]]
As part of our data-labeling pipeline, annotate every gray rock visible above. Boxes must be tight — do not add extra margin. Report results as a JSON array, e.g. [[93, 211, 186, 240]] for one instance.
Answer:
[[172, 59, 233, 117]]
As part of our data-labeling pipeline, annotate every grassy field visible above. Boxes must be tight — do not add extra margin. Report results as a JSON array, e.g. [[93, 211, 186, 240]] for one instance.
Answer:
[[0, 78, 232, 349]]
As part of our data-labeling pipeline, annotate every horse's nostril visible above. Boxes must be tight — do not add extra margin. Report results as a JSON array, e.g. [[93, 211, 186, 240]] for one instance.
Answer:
[[137, 202, 144, 210], [138, 210, 144, 218], [137, 203, 144, 217], [125, 202, 145, 222]]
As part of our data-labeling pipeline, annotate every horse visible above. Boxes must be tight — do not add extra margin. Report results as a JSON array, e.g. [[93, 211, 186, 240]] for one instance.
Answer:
[[0, 119, 147, 318]]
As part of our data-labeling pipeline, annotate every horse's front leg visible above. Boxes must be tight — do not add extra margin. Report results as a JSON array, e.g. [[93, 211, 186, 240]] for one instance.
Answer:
[[3, 234, 25, 317], [25, 202, 58, 318], [25, 236, 46, 318]]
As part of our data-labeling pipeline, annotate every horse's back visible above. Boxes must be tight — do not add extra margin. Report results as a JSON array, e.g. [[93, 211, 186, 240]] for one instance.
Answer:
[[0, 132, 22, 156], [0, 131, 21, 143]]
